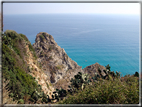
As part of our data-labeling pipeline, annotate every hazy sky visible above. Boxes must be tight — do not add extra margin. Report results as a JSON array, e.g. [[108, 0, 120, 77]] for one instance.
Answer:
[[3, 2, 140, 15]]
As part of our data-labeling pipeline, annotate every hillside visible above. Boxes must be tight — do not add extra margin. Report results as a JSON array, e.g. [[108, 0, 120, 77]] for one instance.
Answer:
[[2, 30, 54, 104], [1, 30, 140, 105]]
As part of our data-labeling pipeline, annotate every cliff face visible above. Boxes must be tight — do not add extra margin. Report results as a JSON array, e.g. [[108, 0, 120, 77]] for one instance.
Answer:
[[33, 32, 83, 89]]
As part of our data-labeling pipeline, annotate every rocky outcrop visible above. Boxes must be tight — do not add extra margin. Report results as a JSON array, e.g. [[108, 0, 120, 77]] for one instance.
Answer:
[[83, 62, 106, 78], [33, 32, 83, 89]]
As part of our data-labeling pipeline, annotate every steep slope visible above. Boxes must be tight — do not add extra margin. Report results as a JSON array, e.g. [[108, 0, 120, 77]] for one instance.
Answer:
[[24, 39, 54, 95], [33, 32, 83, 89], [2, 30, 54, 104], [2, 30, 111, 104]]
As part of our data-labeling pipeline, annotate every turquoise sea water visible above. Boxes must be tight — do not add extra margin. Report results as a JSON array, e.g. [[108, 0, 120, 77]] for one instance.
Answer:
[[3, 14, 140, 76]]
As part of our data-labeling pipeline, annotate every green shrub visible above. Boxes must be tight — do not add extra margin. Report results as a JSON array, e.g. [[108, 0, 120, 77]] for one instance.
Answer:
[[106, 64, 111, 71], [28, 44, 34, 51], [2, 30, 47, 104], [46, 82, 49, 89], [134, 71, 139, 77], [18, 99, 24, 104], [56, 65, 61, 70], [19, 34, 28, 42], [56, 64, 139, 104], [68, 72, 90, 93], [52, 88, 67, 101], [58, 73, 139, 104], [41, 93, 49, 103], [40, 35, 45, 40], [28, 44, 37, 59]]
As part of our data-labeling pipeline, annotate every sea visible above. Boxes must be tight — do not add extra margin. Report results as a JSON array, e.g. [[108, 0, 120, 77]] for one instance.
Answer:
[[3, 13, 140, 76]]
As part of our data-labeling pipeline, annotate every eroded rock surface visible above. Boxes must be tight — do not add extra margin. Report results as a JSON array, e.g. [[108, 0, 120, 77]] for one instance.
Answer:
[[33, 32, 83, 89]]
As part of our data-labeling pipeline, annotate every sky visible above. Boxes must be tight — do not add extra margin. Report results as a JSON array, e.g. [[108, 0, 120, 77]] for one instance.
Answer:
[[1, 1, 141, 15]]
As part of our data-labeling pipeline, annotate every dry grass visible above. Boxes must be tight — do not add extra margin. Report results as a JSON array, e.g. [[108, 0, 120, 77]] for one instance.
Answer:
[[2, 79, 18, 104]]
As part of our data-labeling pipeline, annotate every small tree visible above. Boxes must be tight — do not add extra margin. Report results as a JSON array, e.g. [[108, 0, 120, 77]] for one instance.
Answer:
[[105, 64, 111, 71], [134, 71, 139, 77]]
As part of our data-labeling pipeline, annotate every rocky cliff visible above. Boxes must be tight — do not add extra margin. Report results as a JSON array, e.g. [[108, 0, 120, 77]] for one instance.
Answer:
[[33, 32, 83, 89], [2, 30, 108, 104]]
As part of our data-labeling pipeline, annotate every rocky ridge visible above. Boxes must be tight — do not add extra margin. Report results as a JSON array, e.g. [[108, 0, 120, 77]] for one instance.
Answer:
[[33, 32, 84, 89], [33, 32, 107, 90]]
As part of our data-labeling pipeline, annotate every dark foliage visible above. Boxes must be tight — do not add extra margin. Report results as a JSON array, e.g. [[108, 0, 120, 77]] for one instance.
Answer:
[[2, 30, 48, 104], [57, 65, 139, 104]]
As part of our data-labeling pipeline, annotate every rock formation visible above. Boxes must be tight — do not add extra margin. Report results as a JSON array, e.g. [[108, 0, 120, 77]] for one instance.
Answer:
[[83, 62, 106, 79], [33, 32, 83, 89], [2, 30, 108, 104]]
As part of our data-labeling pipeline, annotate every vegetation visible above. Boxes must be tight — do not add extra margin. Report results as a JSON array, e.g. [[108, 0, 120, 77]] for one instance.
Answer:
[[28, 44, 37, 59], [40, 51, 44, 57], [37, 62, 42, 69], [56, 65, 64, 70], [49, 46, 52, 51], [40, 35, 45, 41], [56, 66, 139, 104], [19, 33, 28, 42], [2, 30, 48, 104], [49, 64, 139, 104], [2, 30, 140, 104], [58, 75, 139, 104], [52, 88, 67, 101]]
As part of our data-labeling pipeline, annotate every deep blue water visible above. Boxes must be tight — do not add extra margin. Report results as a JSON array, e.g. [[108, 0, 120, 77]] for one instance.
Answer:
[[3, 14, 140, 76]]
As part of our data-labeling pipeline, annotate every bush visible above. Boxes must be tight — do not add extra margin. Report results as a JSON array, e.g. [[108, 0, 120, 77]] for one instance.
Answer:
[[2, 30, 46, 104], [19, 34, 28, 42], [40, 35, 45, 40], [41, 93, 49, 103], [18, 99, 24, 104], [28, 44, 37, 59], [58, 76, 139, 104], [28, 44, 34, 51], [134, 71, 139, 77], [57, 64, 139, 104]]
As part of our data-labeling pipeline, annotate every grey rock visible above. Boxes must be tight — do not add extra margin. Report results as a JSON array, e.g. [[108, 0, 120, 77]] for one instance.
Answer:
[[33, 32, 83, 89], [83, 62, 106, 78]]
